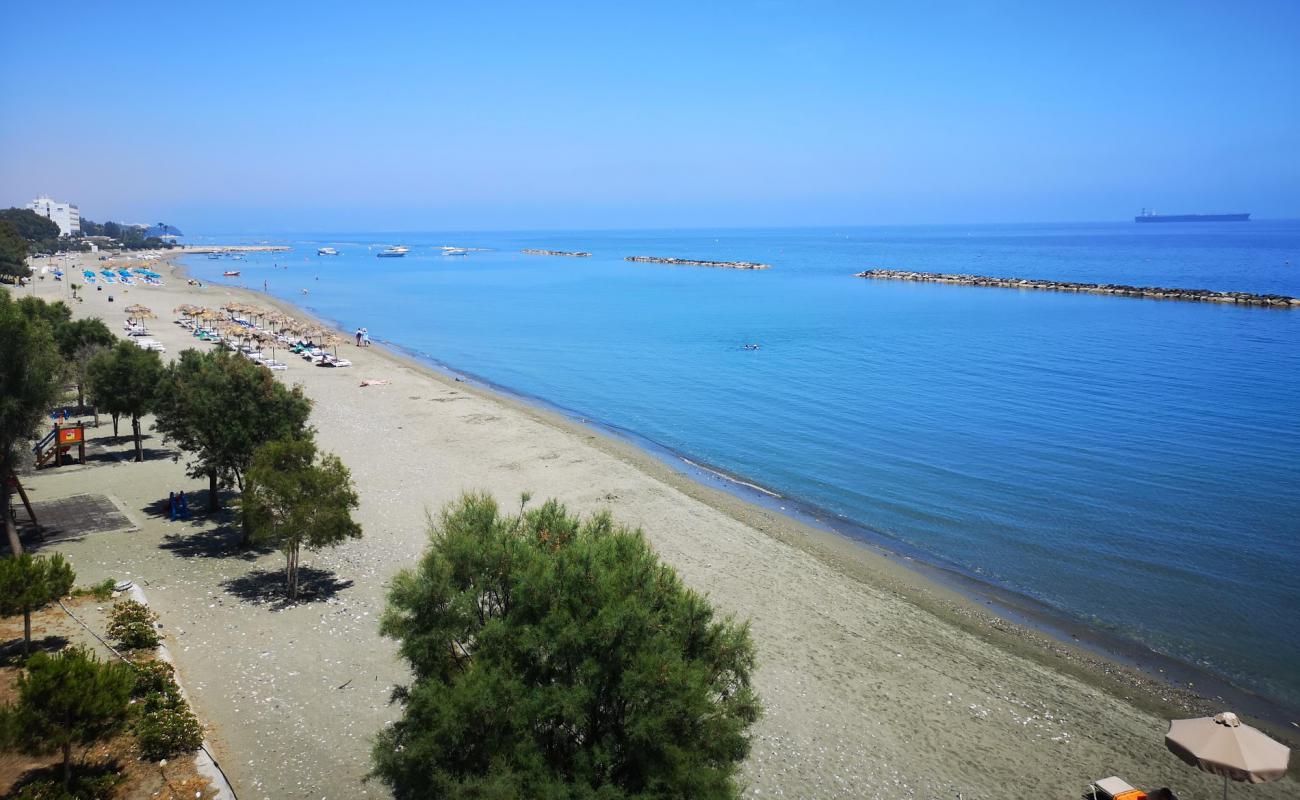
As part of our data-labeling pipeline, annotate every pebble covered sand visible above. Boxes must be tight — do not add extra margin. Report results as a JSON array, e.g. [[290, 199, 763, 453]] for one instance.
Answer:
[[14, 255, 1296, 799]]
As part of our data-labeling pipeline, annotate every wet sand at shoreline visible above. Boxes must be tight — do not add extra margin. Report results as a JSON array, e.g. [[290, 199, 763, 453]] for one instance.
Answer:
[[12, 254, 1295, 799]]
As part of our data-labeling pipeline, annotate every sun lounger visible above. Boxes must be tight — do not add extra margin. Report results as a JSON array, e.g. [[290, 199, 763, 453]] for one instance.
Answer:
[[1084, 776, 1175, 800]]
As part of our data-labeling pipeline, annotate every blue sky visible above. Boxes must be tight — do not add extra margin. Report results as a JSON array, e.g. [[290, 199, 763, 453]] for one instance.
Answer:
[[2, 1, 1297, 232]]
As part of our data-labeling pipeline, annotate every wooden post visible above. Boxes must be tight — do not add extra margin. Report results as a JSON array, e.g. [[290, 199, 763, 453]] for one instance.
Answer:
[[78, 423, 86, 465], [53, 424, 62, 467], [11, 475, 38, 532]]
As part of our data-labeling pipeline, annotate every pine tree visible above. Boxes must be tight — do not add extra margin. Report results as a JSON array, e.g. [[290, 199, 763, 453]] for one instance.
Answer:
[[0, 553, 76, 654], [0, 646, 133, 791], [372, 493, 761, 800]]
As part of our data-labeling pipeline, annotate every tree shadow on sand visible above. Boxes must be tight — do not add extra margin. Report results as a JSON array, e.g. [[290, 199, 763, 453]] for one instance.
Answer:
[[84, 445, 172, 465], [221, 565, 353, 609], [0, 635, 72, 667], [158, 523, 274, 561]]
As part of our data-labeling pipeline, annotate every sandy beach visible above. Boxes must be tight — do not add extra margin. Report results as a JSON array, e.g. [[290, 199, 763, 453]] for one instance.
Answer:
[[12, 253, 1296, 799]]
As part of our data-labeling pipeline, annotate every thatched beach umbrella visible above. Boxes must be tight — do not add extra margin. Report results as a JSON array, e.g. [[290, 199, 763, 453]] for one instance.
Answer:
[[124, 304, 155, 325], [1166, 712, 1290, 799]]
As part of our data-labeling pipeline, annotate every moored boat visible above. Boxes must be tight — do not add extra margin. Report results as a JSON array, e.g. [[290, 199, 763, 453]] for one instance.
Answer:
[[222, 270, 241, 277], [377, 246, 409, 258], [317, 247, 340, 256]]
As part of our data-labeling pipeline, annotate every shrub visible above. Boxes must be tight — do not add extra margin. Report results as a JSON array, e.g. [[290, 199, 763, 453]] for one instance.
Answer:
[[72, 578, 117, 601], [8, 770, 123, 800], [127, 658, 204, 760], [135, 704, 203, 761], [130, 659, 179, 702], [106, 599, 159, 649]]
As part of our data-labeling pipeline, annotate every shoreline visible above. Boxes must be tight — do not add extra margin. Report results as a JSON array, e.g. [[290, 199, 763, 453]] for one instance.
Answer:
[[19, 251, 1297, 796], [178, 254, 1299, 738]]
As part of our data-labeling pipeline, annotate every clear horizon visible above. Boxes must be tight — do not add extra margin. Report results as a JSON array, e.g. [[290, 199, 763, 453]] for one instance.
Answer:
[[3, 1, 1298, 231]]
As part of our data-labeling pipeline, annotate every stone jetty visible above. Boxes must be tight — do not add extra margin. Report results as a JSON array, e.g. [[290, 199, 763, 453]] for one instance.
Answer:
[[626, 256, 771, 270], [854, 269, 1300, 308], [521, 249, 592, 257]]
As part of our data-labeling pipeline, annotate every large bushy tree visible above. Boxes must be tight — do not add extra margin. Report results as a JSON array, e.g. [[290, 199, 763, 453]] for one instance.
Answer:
[[373, 493, 761, 800], [153, 349, 312, 533], [244, 437, 362, 599], [87, 341, 163, 461], [0, 209, 64, 256], [0, 221, 28, 280], [0, 553, 76, 654], [0, 646, 134, 791], [0, 209, 61, 243], [57, 318, 115, 408], [0, 291, 64, 554]]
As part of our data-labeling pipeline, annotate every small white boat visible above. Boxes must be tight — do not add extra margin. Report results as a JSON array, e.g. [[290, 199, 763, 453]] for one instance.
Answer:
[[317, 247, 340, 256], [442, 247, 469, 256], [377, 246, 409, 258]]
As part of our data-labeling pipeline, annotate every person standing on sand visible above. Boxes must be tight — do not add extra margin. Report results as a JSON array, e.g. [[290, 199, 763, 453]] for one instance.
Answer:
[[363, 328, 371, 347], [356, 327, 363, 346]]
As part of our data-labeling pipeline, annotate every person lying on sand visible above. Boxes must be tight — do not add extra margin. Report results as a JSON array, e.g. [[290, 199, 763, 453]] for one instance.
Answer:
[[360, 379, 391, 387]]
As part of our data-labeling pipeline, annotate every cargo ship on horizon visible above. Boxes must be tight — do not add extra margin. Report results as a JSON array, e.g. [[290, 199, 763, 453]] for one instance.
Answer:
[[1135, 209, 1250, 223]]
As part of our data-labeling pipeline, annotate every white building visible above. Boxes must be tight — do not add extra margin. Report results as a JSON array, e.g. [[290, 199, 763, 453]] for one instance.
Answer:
[[27, 195, 81, 237]]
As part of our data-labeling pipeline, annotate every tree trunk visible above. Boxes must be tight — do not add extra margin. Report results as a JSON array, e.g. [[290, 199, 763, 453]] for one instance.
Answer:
[[287, 544, 300, 600], [132, 416, 143, 462], [77, 382, 84, 409], [240, 512, 252, 548], [23, 608, 31, 654], [208, 470, 219, 511], [62, 741, 72, 790], [2, 479, 21, 556], [111, 413, 120, 437]]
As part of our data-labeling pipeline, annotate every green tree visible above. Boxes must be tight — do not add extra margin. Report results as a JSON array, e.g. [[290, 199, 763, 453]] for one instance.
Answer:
[[15, 295, 73, 330], [0, 291, 64, 555], [244, 437, 362, 600], [0, 646, 134, 791], [86, 341, 163, 462], [0, 209, 61, 243], [0, 553, 76, 654], [0, 221, 28, 280], [153, 348, 312, 534], [56, 318, 115, 407], [372, 494, 761, 800]]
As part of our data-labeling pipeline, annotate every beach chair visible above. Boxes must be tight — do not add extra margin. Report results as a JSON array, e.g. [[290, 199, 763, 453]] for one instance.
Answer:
[[1084, 777, 1159, 800]]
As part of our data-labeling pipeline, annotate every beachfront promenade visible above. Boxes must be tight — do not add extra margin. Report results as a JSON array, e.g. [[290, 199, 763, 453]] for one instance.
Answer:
[[10, 253, 1296, 799]]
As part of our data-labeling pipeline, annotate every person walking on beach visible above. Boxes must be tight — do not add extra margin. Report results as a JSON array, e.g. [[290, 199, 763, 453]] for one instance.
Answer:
[[362, 327, 371, 347], [355, 327, 363, 346]]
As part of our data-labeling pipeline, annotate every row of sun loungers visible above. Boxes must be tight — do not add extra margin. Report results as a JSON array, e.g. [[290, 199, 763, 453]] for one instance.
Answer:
[[173, 315, 351, 370]]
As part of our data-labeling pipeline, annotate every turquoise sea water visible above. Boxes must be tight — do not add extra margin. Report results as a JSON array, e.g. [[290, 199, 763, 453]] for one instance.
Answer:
[[185, 222, 1300, 711]]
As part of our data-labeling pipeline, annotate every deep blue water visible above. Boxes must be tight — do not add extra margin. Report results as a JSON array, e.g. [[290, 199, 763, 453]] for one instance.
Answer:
[[185, 221, 1300, 710]]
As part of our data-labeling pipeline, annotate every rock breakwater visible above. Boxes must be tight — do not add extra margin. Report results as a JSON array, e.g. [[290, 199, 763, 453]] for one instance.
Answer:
[[854, 269, 1300, 308], [626, 256, 771, 270], [522, 249, 591, 257]]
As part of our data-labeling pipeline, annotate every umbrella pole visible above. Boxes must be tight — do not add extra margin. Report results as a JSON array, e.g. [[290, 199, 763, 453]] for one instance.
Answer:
[[1223, 774, 1228, 800]]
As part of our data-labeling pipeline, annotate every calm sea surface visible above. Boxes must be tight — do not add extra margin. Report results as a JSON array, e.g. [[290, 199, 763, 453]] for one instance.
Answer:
[[185, 222, 1300, 710]]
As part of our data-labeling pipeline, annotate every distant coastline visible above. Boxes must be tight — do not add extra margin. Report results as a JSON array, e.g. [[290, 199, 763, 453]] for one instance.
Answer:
[[856, 269, 1300, 307]]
